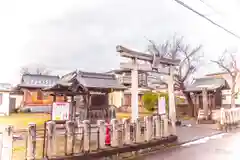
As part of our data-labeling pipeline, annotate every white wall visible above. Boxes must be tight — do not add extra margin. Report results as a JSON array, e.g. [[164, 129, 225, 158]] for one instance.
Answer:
[[10, 95, 23, 109], [108, 91, 124, 108], [0, 92, 10, 116], [221, 89, 240, 105]]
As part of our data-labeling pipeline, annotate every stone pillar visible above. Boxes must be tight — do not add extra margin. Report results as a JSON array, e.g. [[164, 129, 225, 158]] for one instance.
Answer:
[[46, 121, 56, 157], [135, 117, 141, 143], [27, 123, 36, 160], [153, 115, 161, 138], [220, 108, 225, 126], [66, 121, 75, 154], [83, 120, 90, 152], [202, 88, 208, 120], [168, 66, 176, 135], [131, 58, 139, 121], [123, 118, 131, 144], [97, 120, 105, 149], [0, 125, 13, 160], [163, 115, 169, 137], [111, 119, 119, 147], [144, 116, 153, 142]]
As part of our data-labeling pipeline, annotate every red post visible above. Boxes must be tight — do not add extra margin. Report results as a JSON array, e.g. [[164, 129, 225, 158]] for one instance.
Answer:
[[105, 120, 111, 146]]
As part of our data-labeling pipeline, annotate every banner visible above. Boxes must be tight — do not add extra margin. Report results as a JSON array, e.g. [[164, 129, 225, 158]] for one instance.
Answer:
[[52, 102, 70, 120], [158, 96, 166, 115]]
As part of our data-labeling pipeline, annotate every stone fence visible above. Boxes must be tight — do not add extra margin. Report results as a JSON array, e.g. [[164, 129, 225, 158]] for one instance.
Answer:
[[9, 115, 175, 160], [218, 107, 240, 131]]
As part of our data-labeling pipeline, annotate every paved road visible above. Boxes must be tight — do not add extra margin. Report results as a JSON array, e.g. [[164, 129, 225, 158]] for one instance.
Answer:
[[139, 131, 240, 160]]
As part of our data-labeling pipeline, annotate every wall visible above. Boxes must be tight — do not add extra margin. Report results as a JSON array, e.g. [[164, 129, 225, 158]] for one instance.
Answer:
[[208, 73, 240, 106], [221, 89, 240, 107], [23, 89, 65, 106], [10, 94, 23, 109], [108, 91, 124, 108], [0, 92, 10, 116]]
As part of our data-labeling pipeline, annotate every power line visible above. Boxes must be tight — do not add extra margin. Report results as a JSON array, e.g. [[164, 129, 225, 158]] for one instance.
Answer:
[[173, 0, 240, 40], [199, 0, 223, 15]]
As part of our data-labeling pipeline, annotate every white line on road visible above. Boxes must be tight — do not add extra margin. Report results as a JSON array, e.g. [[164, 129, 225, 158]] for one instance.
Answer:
[[181, 133, 226, 147]]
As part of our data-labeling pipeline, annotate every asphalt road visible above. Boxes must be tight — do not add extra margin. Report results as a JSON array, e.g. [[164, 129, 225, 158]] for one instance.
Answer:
[[139, 131, 240, 160]]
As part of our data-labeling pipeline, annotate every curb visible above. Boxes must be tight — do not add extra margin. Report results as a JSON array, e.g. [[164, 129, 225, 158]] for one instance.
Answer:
[[125, 131, 226, 159]]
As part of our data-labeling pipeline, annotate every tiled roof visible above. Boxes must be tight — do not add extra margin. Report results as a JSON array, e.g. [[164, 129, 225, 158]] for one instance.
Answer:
[[185, 77, 229, 92], [53, 70, 126, 90], [18, 74, 59, 88], [77, 71, 126, 89]]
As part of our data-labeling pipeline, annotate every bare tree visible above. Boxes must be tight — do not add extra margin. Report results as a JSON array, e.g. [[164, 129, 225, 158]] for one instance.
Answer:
[[147, 36, 203, 116], [20, 64, 51, 75], [211, 50, 239, 108]]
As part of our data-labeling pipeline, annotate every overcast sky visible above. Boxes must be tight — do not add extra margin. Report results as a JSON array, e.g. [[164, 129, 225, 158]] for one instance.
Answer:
[[1, 0, 240, 84]]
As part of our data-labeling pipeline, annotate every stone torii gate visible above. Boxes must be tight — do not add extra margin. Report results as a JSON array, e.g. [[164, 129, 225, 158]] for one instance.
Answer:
[[116, 45, 180, 134]]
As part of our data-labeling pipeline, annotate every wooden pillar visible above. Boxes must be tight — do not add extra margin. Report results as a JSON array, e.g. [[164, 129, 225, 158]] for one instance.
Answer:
[[213, 93, 216, 109], [192, 94, 196, 117], [195, 94, 200, 117], [71, 96, 76, 121], [202, 88, 208, 120]]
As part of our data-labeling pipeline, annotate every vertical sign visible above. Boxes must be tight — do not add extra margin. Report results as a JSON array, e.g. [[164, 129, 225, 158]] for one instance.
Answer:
[[158, 96, 166, 115], [52, 102, 70, 120]]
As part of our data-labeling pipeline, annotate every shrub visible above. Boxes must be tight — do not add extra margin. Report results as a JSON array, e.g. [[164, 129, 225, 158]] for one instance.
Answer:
[[142, 91, 158, 112]]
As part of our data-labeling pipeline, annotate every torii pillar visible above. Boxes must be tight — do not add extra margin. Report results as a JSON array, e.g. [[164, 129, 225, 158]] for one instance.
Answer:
[[168, 66, 176, 134], [131, 58, 139, 121]]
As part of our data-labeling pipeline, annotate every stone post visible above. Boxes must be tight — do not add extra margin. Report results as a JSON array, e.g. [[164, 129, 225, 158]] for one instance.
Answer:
[[123, 118, 131, 144], [162, 115, 169, 137], [135, 117, 141, 143], [202, 88, 208, 120], [153, 115, 161, 138], [220, 108, 225, 129], [66, 121, 75, 154], [0, 125, 13, 160], [160, 117, 164, 137], [97, 120, 105, 149], [46, 121, 56, 157], [144, 116, 153, 142], [27, 123, 36, 160], [237, 109, 240, 125], [83, 120, 90, 152], [111, 119, 119, 147]]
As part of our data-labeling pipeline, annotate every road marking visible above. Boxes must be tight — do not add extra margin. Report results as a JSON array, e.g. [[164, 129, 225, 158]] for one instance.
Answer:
[[181, 133, 226, 147]]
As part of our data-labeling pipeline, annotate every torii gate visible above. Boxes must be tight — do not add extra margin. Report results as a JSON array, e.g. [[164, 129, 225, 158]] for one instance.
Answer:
[[116, 45, 180, 134]]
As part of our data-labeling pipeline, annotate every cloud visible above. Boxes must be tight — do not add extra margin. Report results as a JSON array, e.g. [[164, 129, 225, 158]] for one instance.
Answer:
[[1, 0, 240, 83]]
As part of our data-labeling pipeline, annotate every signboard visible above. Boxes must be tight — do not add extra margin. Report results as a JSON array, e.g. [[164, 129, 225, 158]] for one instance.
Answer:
[[52, 102, 70, 120], [158, 96, 166, 115]]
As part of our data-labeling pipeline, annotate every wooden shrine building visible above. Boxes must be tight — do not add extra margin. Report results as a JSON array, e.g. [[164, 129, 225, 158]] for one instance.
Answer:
[[44, 70, 126, 123], [185, 77, 229, 117]]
